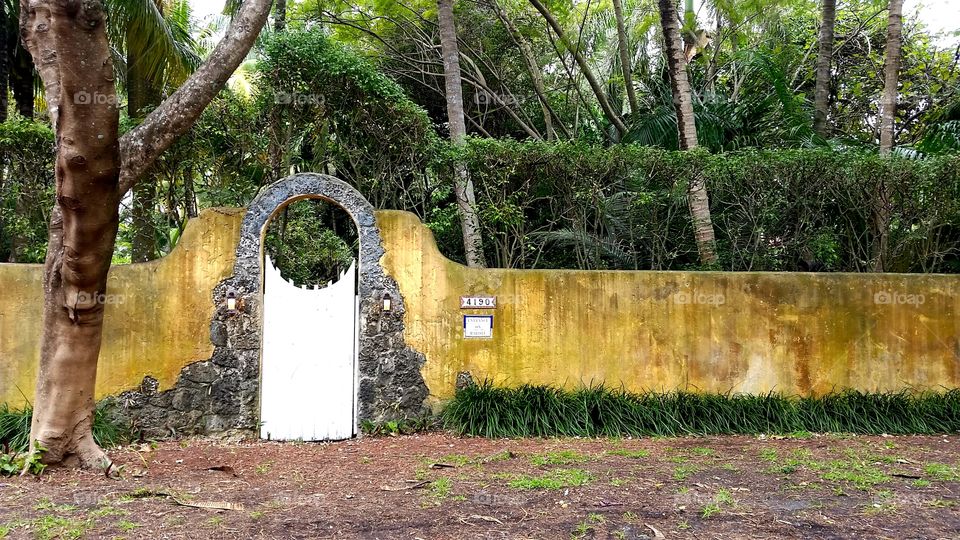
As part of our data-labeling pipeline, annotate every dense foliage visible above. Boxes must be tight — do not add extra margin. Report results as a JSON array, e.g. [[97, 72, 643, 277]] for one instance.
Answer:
[[2, 0, 958, 277]]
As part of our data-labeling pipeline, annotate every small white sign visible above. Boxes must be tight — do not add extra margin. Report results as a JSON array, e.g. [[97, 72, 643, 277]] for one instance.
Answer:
[[461, 296, 497, 309], [463, 315, 494, 339]]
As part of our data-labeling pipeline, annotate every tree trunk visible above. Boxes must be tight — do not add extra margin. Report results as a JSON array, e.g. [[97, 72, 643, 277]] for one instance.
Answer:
[[23, 0, 121, 468], [130, 181, 157, 262], [10, 41, 34, 118], [438, 0, 487, 268], [658, 0, 717, 265], [879, 0, 902, 154], [813, 0, 836, 138], [274, 0, 286, 32], [873, 0, 903, 272], [22, 0, 272, 469], [127, 42, 162, 263], [1, 0, 9, 124], [184, 166, 197, 219], [612, 0, 638, 116], [528, 0, 627, 137]]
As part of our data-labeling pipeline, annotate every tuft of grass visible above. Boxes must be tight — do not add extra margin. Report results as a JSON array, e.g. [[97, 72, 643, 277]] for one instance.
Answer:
[[442, 382, 960, 438], [821, 459, 889, 490], [430, 477, 452, 500], [673, 464, 699, 481], [923, 463, 960, 481], [509, 468, 593, 490], [530, 450, 590, 466], [608, 448, 650, 459], [1, 402, 130, 454]]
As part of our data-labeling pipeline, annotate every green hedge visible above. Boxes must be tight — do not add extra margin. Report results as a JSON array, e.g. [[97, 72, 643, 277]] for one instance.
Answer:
[[442, 382, 960, 438], [438, 140, 960, 272]]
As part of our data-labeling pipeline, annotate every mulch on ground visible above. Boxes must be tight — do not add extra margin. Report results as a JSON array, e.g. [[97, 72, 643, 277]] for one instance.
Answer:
[[1, 433, 959, 539]]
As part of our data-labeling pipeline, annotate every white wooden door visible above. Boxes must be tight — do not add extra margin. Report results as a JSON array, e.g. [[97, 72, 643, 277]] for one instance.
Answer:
[[260, 255, 358, 441]]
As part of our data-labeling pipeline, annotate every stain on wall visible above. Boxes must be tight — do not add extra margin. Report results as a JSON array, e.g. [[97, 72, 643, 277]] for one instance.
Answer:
[[0, 208, 243, 407], [377, 210, 960, 408]]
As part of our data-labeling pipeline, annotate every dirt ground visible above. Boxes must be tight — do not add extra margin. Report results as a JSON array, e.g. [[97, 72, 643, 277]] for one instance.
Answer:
[[1, 433, 959, 539]]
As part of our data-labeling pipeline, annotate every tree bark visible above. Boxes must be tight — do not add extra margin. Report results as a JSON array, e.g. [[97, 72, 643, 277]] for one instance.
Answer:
[[612, 0, 638, 116], [183, 166, 197, 218], [528, 0, 627, 137], [813, 0, 836, 138], [127, 41, 163, 263], [130, 181, 158, 262], [658, 0, 717, 265], [438, 0, 487, 268], [873, 0, 903, 272], [878, 0, 902, 154], [23, 0, 121, 469], [22, 0, 272, 469]]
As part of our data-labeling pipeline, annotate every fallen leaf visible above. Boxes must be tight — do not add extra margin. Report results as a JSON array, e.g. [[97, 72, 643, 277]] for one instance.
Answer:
[[646, 523, 666, 538], [467, 514, 504, 524], [173, 499, 245, 511]]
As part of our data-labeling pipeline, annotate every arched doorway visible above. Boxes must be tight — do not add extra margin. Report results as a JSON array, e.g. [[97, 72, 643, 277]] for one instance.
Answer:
[[221, 173, 429, 439], [260, 198, 360, 441], [112, 175, 430, 439]]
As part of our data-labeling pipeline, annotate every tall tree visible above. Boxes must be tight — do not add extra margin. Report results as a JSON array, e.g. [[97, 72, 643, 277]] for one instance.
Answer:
[[878, 0, 903, 153], [438, 0, 487, 267], [872, 0, 903, 272], [658, 0, 717, 265], [0, 0, 8, 123], [612, 0, 638, 116], [20, 0, 272, 468], [813, 0, 836, 138]]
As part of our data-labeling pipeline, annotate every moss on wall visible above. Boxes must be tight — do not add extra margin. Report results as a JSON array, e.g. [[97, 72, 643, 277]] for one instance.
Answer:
[[377, 211, 960, 408], [0, 208, 243, 407]]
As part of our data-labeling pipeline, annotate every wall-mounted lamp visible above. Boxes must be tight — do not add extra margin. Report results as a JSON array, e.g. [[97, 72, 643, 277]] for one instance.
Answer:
[[382, 292, 393, 312], [226, 288, 239, 315]]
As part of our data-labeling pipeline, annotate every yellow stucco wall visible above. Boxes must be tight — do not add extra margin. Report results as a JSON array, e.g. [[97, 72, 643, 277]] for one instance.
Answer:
[[0, 208, 243, 407], [2, 207, 958, 411], [377, 210, 960, 406]]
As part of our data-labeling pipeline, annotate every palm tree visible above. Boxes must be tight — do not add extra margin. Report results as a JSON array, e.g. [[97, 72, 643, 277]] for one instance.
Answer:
[[658, 0, 718, 265], [813, 0, 836, 138], [438, 0, 487, 267], [873, 0, 904, 272], [107, 0, 200, 262]]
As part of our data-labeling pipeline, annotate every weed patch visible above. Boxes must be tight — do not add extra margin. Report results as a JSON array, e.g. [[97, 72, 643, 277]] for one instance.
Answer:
[[509, 468, 593, 489]]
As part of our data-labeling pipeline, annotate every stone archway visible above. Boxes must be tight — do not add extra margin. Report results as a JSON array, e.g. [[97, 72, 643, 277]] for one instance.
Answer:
[[115, 174, 429, 438]]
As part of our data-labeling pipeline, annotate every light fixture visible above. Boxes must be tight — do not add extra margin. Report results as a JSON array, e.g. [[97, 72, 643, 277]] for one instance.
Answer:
[[382, 292, 393, 312], [226, 288, 238, 315]]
